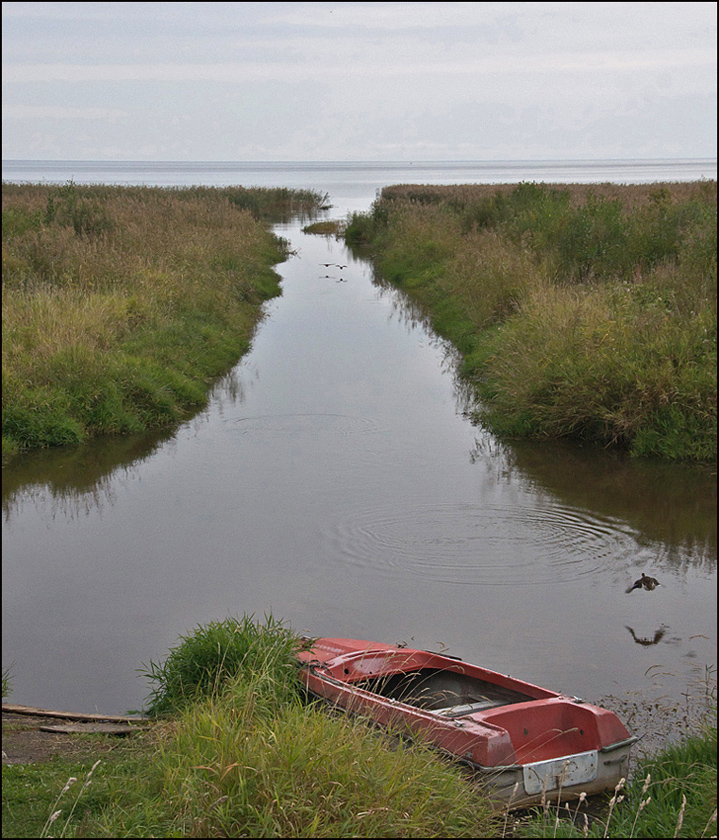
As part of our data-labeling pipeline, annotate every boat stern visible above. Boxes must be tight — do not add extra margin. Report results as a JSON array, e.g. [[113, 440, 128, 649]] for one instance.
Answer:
[[476, 734, 636, 808], [469, 697, 637, 807]]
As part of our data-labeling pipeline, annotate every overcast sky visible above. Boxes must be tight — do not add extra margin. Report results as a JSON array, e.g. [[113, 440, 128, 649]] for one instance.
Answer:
[[2, 1, 716, 161]]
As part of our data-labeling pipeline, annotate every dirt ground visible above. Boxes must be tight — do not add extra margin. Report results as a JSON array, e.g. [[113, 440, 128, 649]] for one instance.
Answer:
[[2, 711, 147, 765]]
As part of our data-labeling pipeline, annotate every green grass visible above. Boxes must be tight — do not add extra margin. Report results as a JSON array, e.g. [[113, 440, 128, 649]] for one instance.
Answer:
[[2, 182, 328, 459], [136, 688, 496, 838], [345, 181, 717, 460], [2, 616, 499, 838], [141, 613, 303, 717], [1, 731, 163, 840], [4, 757, 101, 839], [1, 697, 497, 839]]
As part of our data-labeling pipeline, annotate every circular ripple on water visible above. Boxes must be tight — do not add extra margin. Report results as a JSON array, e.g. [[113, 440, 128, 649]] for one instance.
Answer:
[[329, 503, 637, 586], [234, 413, 381, 438]]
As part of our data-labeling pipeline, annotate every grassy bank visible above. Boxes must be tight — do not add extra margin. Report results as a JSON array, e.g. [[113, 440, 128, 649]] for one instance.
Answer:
[[2, 616, 498, 838], [345, 181, 717, 460], [2, 182, 327, 459], [2, 616, 715, 838]]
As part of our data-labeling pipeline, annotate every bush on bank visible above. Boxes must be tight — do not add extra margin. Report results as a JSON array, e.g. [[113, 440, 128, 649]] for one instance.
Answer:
[[2, 182, 327, 459], [345, 181, 717, 461]]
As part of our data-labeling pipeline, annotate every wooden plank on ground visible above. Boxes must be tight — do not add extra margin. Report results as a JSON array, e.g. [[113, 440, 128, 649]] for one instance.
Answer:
[[39, 722, 147, 735], [2, 702, 151, 723]]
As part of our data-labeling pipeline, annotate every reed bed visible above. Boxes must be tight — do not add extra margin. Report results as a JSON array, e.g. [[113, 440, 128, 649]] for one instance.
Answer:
[[2, 182, 327, 458], [379, 180, 714, 211], [346, 180, 716, 460]]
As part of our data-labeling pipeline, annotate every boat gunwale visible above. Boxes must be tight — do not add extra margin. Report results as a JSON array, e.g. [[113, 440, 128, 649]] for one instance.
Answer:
[[300, 645, 560, 701]]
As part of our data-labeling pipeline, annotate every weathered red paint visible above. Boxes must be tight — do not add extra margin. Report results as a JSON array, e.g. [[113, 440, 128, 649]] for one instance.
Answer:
[[297, 637, 637, 807]]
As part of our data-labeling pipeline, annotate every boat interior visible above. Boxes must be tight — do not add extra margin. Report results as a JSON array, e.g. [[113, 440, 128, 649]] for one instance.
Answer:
[[355, 668, 603, 761], [356, 668, 535, 716]]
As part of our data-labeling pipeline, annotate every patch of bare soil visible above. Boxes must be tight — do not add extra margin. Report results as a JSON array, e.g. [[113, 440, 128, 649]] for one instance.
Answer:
[[2, 711, 147, 765]]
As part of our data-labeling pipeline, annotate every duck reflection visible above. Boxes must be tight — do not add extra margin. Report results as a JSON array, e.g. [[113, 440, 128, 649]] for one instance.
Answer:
[[625, 625, 667, 646]]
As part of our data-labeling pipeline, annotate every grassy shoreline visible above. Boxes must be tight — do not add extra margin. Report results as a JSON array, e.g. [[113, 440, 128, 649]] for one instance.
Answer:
[[345, 181, 717, 461], [2, 182, 327, 460], [2, 617, 715, 838]]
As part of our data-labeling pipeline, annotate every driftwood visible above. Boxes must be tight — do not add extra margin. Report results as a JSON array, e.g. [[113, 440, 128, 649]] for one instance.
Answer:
[[38, 722, 146, 735], [2, 702, 151, 724]]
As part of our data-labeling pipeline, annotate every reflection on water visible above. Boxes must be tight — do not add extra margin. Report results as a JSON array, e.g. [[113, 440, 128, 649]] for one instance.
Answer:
[[2, 429, 174, 522], [493, 439, 716, 566], [235, 413, 382, 439], [375, 264, 716, 566], [625, 625, 668, 646]]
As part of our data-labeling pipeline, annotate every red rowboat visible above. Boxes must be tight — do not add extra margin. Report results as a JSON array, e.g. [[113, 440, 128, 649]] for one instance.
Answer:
[[297, 637, 637, 808]]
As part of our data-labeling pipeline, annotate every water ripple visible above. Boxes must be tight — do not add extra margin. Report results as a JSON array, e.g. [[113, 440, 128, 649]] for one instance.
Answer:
[[233, 413, 381, 438], [329, 503, 637, 586]]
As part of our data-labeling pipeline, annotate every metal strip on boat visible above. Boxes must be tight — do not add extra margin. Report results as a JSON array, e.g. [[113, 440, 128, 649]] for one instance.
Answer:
[[522, 750, 598, 795], [599, 735, 640, 753]]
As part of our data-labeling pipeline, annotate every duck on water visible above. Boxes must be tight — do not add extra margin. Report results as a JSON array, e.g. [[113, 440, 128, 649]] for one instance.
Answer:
[[626, 573, 661, 593]]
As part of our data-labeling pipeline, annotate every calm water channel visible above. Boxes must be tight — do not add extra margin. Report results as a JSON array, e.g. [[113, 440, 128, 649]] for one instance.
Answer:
[[2, 161, 717, 737]]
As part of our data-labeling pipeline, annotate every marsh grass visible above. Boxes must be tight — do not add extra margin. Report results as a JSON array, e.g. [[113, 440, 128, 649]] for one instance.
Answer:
[[2, 182, 327, 458], [346, 180, 716, 460], [137, 688, 497, 838], [141, 613, 302, 716], [2, 665, 12, 699]]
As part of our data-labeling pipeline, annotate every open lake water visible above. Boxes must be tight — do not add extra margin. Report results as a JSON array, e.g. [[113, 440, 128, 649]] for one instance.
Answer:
[[2, 159, 716, 742]]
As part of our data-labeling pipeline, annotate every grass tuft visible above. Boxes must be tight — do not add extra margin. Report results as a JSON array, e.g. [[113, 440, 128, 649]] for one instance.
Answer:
[[141, 613, 302, 717], [516, 716, 717, 838]]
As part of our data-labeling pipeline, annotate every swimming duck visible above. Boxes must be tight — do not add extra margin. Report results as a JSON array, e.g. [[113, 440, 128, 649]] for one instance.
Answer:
[[626, 573, 661, 593]]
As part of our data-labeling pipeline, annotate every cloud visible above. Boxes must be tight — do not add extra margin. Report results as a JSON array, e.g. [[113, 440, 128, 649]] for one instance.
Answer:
[[3, 105, 127, 120], [259, 1, 511, 30], [4, 44, 714, 85], [2, 1, 716, 161]]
